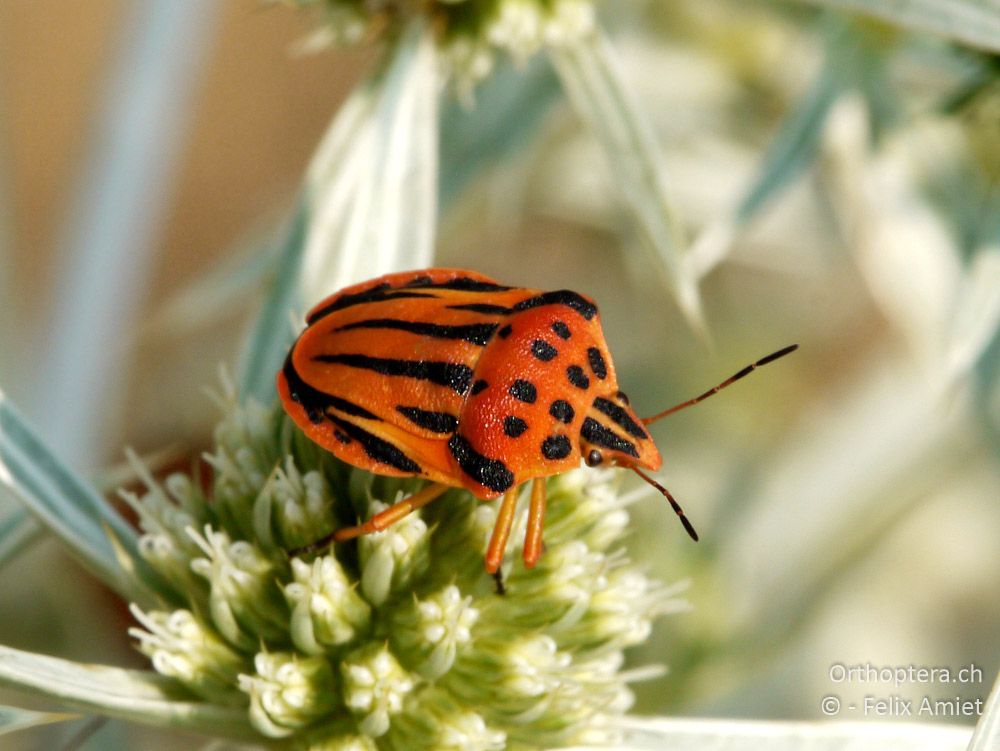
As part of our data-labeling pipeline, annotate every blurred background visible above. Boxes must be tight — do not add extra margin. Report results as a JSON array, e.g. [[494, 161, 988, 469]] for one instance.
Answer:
[[1, 0, 998, 747]]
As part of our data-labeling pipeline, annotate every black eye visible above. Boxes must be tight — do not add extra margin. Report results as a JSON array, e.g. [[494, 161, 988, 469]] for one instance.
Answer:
[[586, 449, 603, 467], [615, 390, 630, 405]]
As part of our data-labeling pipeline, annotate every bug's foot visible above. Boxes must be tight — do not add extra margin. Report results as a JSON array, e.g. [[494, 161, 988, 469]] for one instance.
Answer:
[[492, 567, 507, 596], [289, 532, 336, 559]]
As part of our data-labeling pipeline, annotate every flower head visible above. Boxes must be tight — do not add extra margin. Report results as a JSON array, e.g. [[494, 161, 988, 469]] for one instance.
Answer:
[[126, 392, 683, 748], [296, 0, 596, 94]]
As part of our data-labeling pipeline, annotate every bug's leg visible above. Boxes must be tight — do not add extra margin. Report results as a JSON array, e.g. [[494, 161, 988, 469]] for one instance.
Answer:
[[485, 487, 519, 574], [522, 477, 547, 569], [332, 482, 450, 542], [492, 568, 507, 596]]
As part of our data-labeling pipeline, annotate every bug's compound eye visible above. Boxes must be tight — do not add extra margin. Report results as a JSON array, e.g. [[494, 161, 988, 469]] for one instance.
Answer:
[[585, 449, 604, 467], [614, 390, 630, 405]]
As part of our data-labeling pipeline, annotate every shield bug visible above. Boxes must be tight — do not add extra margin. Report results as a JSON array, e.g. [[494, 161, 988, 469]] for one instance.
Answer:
[[277, 268, 796, 573]]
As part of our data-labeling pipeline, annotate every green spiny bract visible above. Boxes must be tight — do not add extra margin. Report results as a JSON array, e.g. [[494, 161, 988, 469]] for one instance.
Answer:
[[125, 394, 681, 749]]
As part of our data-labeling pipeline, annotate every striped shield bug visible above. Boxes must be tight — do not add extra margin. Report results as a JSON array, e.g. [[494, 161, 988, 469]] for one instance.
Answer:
[[277, 268, 796, 574]]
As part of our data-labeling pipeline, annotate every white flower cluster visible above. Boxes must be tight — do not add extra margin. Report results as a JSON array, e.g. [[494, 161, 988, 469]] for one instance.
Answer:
[[296, 0, 597, 95], [125, 395, 682, 749]]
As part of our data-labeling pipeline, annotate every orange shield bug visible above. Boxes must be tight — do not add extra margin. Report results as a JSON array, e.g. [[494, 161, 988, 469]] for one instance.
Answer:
[[277, 268, 796, 574]]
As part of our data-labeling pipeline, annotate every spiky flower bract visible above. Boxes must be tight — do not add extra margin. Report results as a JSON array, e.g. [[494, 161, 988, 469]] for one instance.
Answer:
[[124, 390, 683, 749]]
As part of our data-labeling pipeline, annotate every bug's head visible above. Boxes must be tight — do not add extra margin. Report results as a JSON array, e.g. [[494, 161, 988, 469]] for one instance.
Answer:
[[579, 391, 662, 472]]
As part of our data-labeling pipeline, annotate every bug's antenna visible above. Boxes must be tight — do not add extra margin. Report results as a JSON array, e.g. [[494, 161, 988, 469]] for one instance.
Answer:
[[632, 467, 699, 541], [642, 344, 799, 425]]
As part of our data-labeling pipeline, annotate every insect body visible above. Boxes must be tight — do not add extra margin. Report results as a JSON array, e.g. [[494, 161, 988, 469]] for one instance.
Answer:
[[277, 268, 796, 573]]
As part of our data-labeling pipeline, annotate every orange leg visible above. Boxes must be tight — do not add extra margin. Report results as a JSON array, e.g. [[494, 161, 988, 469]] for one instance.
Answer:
[[485, 487, 519, 574], [523, 478, 547, 569], [333, 482, 450, 542]]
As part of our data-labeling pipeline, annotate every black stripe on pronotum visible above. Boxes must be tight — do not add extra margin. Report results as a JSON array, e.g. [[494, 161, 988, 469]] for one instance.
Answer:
[[312, 353, 474, 395], [334, 318, 498, 346]]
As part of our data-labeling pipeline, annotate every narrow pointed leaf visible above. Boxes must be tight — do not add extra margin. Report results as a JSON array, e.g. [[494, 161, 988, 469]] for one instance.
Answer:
[[0, 504, 40, 567], [689, 65, 840, 279], [238, 201, 309, 403], [968, 669, 1000, 751], [945, 247, 1000, 382], [973, 310, 1000, 460], [31, 1, 218, 468], [548, 29, 703, 331], [239, 18, 439, 402], [0, 90, 11, 392], [0, 704, 77, 736], [691, 20, 864, 278], [791, 0, 1000, 54], [439, 55, 561, 208], [737, 68, 841, 226], [577, 716, 972, 750], [0, 645, 253, 739], [0, 391, 172, 604], [299, 17, 439, 305]]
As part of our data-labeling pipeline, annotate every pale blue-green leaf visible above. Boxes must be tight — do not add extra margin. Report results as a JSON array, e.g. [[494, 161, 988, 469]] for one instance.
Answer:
[[737, 69, 840, 226], [566, 717, 971, 750], [232, 56, 561, 408], [30, 2, 218, 469], [945, 247, 1000, 383], [238, 201, 308, 404], [239, 18, 439, 402], [548, 29, 704, 332], [0, 704, 76, 736], [0, 504, 40, 566], [968, 669, 1000, 750], [973, 315, 1000, 460], [0, 645, 253, 739], [439, 55, 561, 208], [791, 0, 1000, 54], [103, 524, 164, 610], [689, 65, 840, 278], [299, 16, 439, 305], [0, 81, 11, 391], [690, 18, 872, 278], [0, 391, 173, 604]]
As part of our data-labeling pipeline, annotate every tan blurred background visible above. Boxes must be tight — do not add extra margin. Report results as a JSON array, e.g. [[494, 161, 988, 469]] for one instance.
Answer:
[[3, 0, 352, 296], [1, 1, 373, 456]]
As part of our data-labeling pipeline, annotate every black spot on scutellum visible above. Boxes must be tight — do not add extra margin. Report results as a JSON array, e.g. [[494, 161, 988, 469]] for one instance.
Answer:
[[549, 400, 575, 424], [503, 416, 529, 438], [509, 379, 537, 403], [531, 339, 558, 362], [541, 434, 572, 460]]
